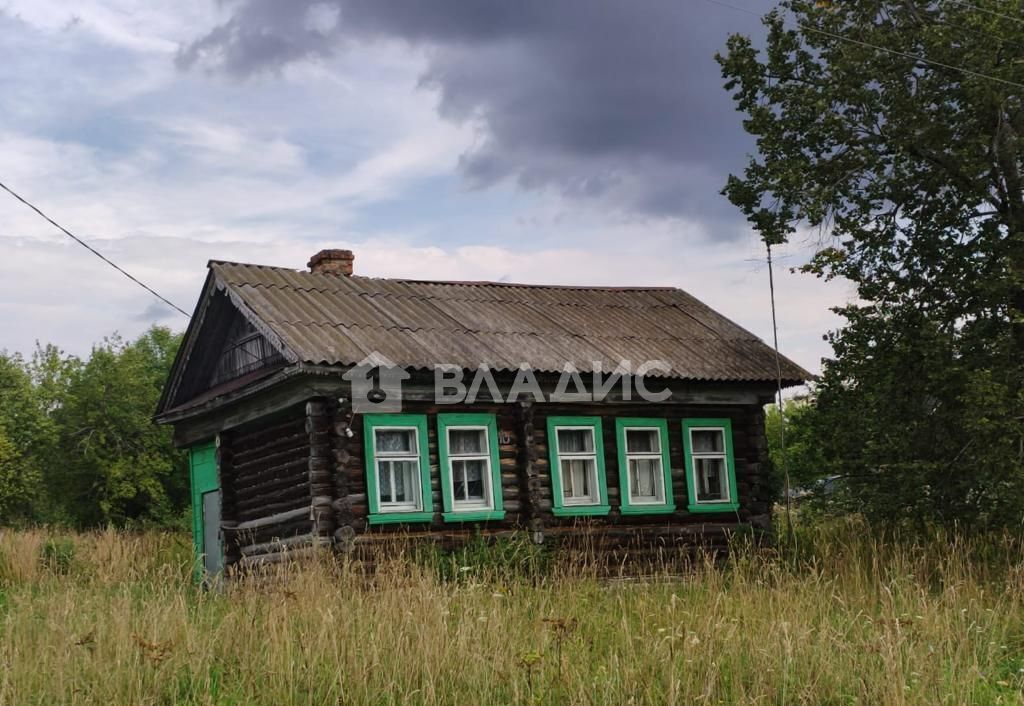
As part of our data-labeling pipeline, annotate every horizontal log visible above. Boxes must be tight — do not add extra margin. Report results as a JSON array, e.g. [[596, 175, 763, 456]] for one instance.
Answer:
[[236, 473, 309, 497], [235, 482, 309, 508], [233, 460, 308, 493], [236, 544, 326, 571], [234, 516, 314, 545], [234, 506, 309, 531], [239, 533, 320, 557], [232, 418, 306, 450], [234, 472, 309, 501], [231, 431, 308, 465], [234, 450, 309, 479]]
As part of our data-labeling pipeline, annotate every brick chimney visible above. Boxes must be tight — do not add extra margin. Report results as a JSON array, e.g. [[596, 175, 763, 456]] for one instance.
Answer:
[[308, 249, 354, 276]]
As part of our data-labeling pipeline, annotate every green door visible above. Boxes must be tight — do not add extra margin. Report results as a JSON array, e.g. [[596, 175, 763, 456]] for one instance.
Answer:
[[188, 441, 221, 582]]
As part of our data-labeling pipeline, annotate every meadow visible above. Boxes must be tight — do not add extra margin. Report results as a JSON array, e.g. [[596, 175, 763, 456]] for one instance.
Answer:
[[1, 520, 1023, 705]]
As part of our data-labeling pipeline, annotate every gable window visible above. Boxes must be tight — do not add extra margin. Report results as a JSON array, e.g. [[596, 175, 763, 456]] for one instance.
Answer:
[[546, 416, 610, 517], [364, 414, 433, 524], [615, 418, 675, 515], [682, 418, 739, 513], [437, 414, 505, 522]]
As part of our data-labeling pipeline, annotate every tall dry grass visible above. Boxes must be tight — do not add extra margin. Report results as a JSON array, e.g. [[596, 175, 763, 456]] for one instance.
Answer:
[[1, 519, 1023, 705]]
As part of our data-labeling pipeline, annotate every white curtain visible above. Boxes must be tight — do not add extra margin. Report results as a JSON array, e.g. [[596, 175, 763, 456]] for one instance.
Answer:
[[558, 429, 594, 453], [450, 429, 485, 455]]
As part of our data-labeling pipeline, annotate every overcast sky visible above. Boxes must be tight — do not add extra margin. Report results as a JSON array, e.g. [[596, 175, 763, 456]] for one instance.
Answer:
[[0, 1, 851, 372]]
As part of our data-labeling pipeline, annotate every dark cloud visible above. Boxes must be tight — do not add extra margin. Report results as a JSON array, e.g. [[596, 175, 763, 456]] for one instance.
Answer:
[[178, 0, 777, 231]]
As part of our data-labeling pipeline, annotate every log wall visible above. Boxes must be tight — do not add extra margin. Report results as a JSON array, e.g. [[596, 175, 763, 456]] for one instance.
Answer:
[[332, 399, 773, 565], [210, 394, 773, 573], [220, 405, 318, 570]]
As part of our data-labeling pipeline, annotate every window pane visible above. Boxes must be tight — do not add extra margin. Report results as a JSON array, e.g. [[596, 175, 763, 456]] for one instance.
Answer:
[[691, 429, 724, 454], [696, 457, 726, 501], [561, 458, 595, 500], [626, 428, 659, 454], [380, 460, 393, 502], [449, 428, 486, 455], [629, 458, 661, 499], [394, 461, 408, 502], [558, 428, 594, 454], [376, 429, 416, 454], [379, 460, 416, 504], [453, 459, 487, 501]]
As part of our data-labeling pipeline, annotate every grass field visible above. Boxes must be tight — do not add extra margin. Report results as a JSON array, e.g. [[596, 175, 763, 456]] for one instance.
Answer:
[[1, 520, 1023, 705]]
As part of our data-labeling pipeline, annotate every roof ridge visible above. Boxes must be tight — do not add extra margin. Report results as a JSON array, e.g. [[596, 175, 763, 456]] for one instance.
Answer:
[[381, 277, 679, 291], [209, 260, 680, 292], [261, 318, 757, 341]]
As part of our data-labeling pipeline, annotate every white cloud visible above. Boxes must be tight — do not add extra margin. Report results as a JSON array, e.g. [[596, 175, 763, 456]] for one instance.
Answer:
[[3, 0, 219, 52], [0, 227, 847, 377], [0, 2, 850, 375], [150, 117, 308, 173]]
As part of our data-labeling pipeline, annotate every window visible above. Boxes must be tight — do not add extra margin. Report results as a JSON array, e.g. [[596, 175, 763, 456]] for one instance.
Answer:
[[363, 414, 433, 524], [437, 414, 505, 522], [682, 418, 739, 513], [615, 418, 675, 515], [546, 416, 610, 516]]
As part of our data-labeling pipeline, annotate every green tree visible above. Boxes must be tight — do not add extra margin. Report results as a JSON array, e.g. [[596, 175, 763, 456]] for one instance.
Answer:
[[0, 353, 49, 521], [50, 327, 187, 527], [765, 398, 826, 492], [719, 1, 1024, 528]]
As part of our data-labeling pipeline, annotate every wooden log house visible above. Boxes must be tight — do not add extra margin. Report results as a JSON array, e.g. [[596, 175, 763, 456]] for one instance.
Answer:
[[155, 249, 810, 577]]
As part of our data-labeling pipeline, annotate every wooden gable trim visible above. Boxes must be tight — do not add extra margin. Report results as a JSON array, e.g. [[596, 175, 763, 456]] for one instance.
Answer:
[[212, 272, 298, 366], [156, 267, 301, 417], [156, 270, 217, 416]]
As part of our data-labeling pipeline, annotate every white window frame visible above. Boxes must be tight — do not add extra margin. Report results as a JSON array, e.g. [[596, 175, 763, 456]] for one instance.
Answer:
[[444, 425, 494, 511], [688, 426, 732, 505], [554, 425, 601, 506], [373, 425, 422, 513], [622, 426, 666, 505]]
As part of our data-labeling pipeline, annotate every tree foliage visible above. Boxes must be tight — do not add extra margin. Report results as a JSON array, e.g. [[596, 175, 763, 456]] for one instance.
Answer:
[[720, 1, 1024, 528], [0, 327, 186, 528], [764, 398, 825, 490], [0, 354, 49, 520]]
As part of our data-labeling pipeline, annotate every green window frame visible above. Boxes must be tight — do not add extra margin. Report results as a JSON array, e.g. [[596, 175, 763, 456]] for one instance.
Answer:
[[682, 418, 740, 513], [547, 416, 610, 517], [615, 418, 675, 515], [437, 413, 505, 522], [364, 413, 434, 524]]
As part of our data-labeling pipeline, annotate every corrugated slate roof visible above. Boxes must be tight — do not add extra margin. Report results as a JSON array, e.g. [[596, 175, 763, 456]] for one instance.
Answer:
[[209, 261, 811, 383]]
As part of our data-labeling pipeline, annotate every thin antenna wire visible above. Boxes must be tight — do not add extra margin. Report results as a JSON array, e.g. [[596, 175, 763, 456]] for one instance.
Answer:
[[767, 243, 795, 546], [0, 179, 191, 318], [701, 0, 1024, 91]]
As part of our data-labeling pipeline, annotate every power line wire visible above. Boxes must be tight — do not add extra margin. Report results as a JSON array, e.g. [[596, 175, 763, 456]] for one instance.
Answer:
[[0, 180, 191, 319], [926, 10, 1024, 53], [943, 0, 1024, 26], [701, 0, 1024, 90]]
